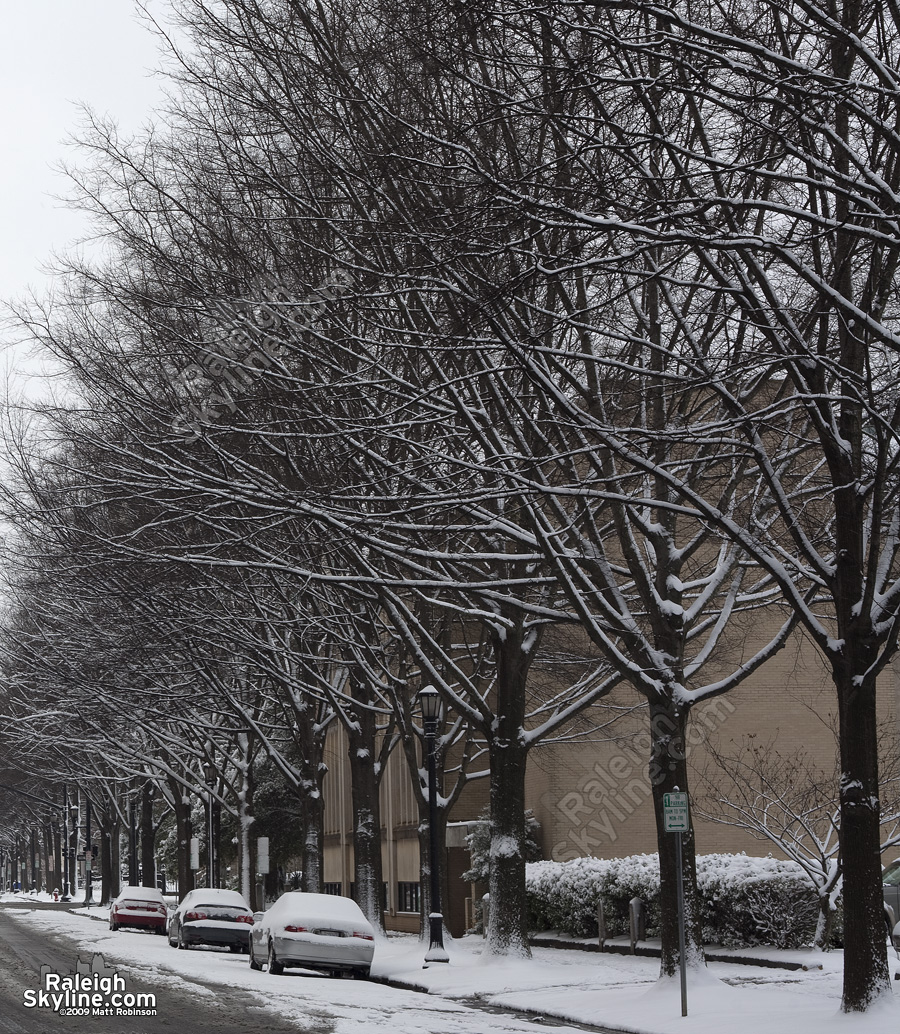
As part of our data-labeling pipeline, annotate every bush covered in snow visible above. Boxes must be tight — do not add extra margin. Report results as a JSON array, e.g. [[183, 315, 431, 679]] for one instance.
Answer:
[[696, 853, 824, 948], [526, 854, 661, 938], [525, 852, 830, 948]]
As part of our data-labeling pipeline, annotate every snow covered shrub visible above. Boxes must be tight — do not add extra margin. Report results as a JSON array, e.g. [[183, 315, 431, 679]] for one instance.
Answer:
[[526, 852, 825, 947], [697, 854, 821, 949], [594, 854, 661, 938], [742, 878, 821, 948], [526, 857, 607, 935], [524, 854, 661, 937]]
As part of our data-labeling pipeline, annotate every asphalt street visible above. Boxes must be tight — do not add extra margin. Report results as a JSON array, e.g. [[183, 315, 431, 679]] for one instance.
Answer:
[[0, 903, 314, 1034]]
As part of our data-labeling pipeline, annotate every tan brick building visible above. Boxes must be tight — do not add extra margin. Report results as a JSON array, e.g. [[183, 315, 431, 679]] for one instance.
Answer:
[[322, 629, 900, 935]]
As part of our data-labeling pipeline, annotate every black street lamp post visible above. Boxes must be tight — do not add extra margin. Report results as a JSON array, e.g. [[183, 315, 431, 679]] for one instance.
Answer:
[[418, 686, 449, 965]]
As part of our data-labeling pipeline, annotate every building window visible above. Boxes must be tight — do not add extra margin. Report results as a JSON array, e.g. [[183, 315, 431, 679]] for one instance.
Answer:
[[323, 882, 342, 896], [397, 881, 420, 913]]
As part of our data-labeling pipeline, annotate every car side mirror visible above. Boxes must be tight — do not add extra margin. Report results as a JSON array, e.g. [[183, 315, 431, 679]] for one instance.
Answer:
[[252, 912, 265, 923]]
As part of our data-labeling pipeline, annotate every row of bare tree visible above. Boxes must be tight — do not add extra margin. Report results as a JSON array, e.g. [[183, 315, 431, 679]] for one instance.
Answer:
[[1, 0, 899, 1009]]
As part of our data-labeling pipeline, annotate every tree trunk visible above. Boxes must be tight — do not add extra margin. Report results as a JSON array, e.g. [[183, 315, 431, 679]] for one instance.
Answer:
[[299, 788, 325, 894], [30, 829, 38, 891], [293, 714, 327, 895], [52, 821, 62, 895], [168, 776, 194, 901], [110, 818, 121, 901], [347, 705, 386, 934], [212, 795, 222, 887], [140, 782, 156, 889], [125, 794, 138, 884], [99, 812, 117, 905], [43, 825, 53, 893], [486, 735, 530, 957], [237, 760, 256, 906], [484, 626, 534, 958], [834, 667, 890, 1008], [648, 698, 704, 978]]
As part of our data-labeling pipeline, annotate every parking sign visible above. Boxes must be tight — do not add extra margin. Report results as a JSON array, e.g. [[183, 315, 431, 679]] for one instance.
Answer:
[[663, 792, 689, 832]]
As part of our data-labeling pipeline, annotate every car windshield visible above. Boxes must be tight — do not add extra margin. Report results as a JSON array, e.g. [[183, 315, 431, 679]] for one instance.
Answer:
[[118, 887, 161, 901], [883, 861, 900, 887], [187, 904, 249, 916], [182, 890, 248, 910]]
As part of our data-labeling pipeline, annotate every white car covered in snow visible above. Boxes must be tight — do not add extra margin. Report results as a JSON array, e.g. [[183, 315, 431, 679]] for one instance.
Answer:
[[167, 887, 255, 952], [249, 892, 375, 978]]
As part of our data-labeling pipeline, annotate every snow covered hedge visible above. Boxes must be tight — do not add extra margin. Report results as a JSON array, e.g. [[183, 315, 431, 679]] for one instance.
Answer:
[[526, 853, 830, 948]]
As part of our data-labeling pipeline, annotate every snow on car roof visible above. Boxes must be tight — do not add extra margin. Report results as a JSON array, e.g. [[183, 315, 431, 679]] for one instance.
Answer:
[[266, 892, 370, 924], [178, 888, 249, 908], [115, 885, 164, 900]]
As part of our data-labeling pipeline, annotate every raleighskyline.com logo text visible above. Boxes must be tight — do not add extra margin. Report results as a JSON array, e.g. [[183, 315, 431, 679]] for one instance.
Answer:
[[23, 954, 157, 1017]]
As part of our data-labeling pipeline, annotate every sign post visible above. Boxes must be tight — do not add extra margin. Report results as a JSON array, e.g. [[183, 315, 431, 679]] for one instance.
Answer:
[[663, 790, 689, 1018]]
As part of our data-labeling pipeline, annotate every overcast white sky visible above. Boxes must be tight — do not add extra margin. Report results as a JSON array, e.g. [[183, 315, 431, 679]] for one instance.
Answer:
[[0, 1, 171, 389]]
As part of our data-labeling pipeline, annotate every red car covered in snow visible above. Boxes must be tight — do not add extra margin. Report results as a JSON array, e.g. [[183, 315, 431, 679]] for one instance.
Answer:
[[109, 885, 169, 934]]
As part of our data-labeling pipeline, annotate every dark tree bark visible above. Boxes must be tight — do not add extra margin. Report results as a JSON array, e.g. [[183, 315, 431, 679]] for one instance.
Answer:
[[292, 706, 328, 895], [347, 702, 386, 934], [648, 700, 704, 975], [140, 782, 156, 889], [52, 821, 62, 895], [484, 623, 535, 958], [168, 776, 194, 902], [98, 810, 117, 906]]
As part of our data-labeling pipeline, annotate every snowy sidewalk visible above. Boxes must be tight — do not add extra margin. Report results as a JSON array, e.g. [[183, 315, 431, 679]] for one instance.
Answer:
[[374, 933, 900, 1034], [4, 896, 900, 1034]]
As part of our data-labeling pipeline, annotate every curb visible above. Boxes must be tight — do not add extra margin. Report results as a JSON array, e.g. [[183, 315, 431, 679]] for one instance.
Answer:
[[369, 973, 626, 1033], [529, 937, 822, 972]]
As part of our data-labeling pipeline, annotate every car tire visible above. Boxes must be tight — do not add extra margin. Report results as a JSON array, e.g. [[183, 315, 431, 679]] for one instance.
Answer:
[[109, 921, 118, 932], [229, 943, 243, 953], [177, 928, 188, 950], [249, 943, 263, 971], [267, 941, 284, 975], [354, 968, 370, 980]]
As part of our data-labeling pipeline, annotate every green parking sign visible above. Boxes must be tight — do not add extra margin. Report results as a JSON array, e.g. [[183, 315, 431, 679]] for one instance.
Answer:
[[663, 792, 689, 832]]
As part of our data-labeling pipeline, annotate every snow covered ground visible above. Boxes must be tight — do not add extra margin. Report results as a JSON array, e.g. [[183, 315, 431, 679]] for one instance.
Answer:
[[3, 892, 900, 1034]]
